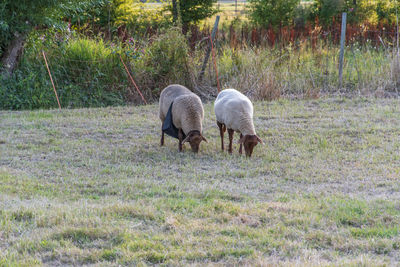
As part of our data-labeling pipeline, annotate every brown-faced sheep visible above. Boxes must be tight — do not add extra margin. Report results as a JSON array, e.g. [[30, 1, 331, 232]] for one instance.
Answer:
[[214, 88, 262, 157], [159, 84, 207, 153]]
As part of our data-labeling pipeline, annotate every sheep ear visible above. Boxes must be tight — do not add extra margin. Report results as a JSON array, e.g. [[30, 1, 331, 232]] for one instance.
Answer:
[[201, 135, 208, 143], [182, 135, 190, 144], [238, 135, 246, 144], [256, 135, 264, 144]]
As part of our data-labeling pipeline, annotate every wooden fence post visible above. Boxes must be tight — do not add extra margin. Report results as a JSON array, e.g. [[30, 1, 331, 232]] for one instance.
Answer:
[[339, 12, 347, 89], [198, 15, 220, 82], [119, 55, 147, 105], [42, 51, 61, 110], [210, 35, 221, 93]]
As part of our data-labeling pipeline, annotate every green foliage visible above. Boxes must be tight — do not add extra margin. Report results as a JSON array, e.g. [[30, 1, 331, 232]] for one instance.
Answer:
[[0, 68, 57, 110], [0, 26, 197, 110], [248, 0, 300, 29], [0, 31, 127, 110], [112, 0, 170, 36], [375, 0, 400, 25], [0, 0, 118, 68], [167, 0, 218, 31], [293, 4, 313, 28], [311, 0, 343, 26], [311, 0, 377, 26], [0, 0, 62, 56], [57, 0, 113, 29], [137, 27, 193, 96]]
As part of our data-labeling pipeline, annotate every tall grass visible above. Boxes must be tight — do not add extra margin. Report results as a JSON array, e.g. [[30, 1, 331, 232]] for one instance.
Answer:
[[1, 28, 399, 110], [213, 42, 399, 99], [53, 38, 127, 107], [0, 28, 195, 110], [0, 35, 128, 110]]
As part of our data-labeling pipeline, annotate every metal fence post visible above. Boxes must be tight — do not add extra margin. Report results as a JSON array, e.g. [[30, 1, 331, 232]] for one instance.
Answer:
[[339, 12, 347, 88]]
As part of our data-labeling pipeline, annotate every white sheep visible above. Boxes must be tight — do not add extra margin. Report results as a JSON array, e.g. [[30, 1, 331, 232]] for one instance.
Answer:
[[159, 84, 207, 153], [214, 88, 262, 157]]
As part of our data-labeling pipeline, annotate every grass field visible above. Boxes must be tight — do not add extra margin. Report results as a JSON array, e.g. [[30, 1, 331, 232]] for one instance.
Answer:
[[1, 98, 400, 265]]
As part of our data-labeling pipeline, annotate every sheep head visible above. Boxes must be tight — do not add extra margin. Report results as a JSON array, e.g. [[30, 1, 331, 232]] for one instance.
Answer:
[[238, 135, 263, 157], [182, 130, 207, 153]]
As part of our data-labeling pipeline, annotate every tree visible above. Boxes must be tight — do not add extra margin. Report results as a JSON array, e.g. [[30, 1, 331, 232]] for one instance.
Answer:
[[0, 0, 112, 75], [168, 0, 218, 33], [248, 0, 300, 30], [0, 0, 65, 75]]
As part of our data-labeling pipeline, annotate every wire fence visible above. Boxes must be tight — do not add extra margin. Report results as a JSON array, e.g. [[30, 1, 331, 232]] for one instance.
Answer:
[[38, 17, 400, 110]]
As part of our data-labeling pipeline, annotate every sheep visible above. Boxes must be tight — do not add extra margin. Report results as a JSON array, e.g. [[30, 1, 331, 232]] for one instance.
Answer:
[[214, 88, 263, 157], [159, 84, 207, 153]]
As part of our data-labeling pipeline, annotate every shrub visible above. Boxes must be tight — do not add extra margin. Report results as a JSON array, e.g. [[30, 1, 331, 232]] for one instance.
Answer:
[[0, 32, 128, 110], [112, 0, 170, 37], [248, 0, 301, 30], [375, 0, 400, 26], [311, 0, 377, 26], [293, 4, 313, 29], [0, 27, 197, 110], [312, 0, 343, 26], [166, 0, 218, 33], [134, 28, 194, 97], [57, 0, 113, 32]]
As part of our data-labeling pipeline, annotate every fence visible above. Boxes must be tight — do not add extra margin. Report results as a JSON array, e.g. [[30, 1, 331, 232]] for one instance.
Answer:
[[34, 13, 400, 110]]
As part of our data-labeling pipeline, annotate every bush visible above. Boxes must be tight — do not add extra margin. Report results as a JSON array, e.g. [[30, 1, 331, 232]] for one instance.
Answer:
[[0, 31, 128, 110], [312, 0, 343, 26], [112, 0, 170, 37], [167, 0, 218, 32], [134, 28, 194, 97], [293, 4, 313, 29], [311, 0, 377, 26], [375, 0, 400, 25], [248, 0, 300, 30], [57, 0, 113, 32], [0, 27, 197, 110]]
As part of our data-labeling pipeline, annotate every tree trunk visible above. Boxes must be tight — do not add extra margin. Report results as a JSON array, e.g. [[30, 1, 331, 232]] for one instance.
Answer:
[[1, 32, 25, 77]]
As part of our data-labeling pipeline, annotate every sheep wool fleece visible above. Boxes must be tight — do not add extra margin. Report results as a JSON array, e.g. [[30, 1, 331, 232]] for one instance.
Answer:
[[214, 88, 256, 136], [159, 84, 204, 139]]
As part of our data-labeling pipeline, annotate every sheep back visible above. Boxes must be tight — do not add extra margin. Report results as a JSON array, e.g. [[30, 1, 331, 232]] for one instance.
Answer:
[[214, 89, 255, 135], [159, 84, 192, 122], [171, 94, 204, 135], [159, 84, 204, 136]]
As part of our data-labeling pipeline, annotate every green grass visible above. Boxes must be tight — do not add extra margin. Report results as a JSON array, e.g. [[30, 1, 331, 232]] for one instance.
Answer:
[[1, 98, 400, 265]]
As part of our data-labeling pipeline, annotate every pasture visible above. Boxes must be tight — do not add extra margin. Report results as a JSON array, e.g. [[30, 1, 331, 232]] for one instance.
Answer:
[[1, 98, 400, 265]]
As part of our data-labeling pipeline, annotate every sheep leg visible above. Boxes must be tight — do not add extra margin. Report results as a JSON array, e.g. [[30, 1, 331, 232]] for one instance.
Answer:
[[217, 121, 225, 151], [239, 133, 243, 154], [160, 129, 165, 146], [228, 128, 234, 154], [178, 128, 183, 152]]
